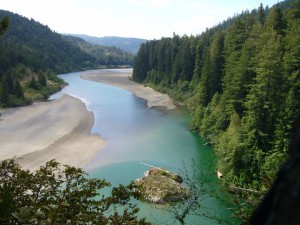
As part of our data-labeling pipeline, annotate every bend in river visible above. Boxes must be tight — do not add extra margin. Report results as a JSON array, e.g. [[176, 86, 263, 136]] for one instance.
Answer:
[[51, 69, 238, 225]]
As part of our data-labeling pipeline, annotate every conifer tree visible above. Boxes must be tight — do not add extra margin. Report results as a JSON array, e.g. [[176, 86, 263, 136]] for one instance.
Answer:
[[222, 14, 256, 115], [192, 40, 206, 85], [196, 50, 211, 106], [265, 6, 286, 35], [0, 82, 9, 105], [0, 16, 9, 35], [38, 72, 47, 87], [29, 76, 38, 89], [258, 3, 266, 25], [242, 30, 284, 154], [14, 79, 24, 99], [132, 43, 149, 82], [216, 111, 242, 177]]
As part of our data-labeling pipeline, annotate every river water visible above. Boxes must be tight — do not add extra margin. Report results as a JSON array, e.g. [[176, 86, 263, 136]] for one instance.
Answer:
[[51, 69, 238, 225]]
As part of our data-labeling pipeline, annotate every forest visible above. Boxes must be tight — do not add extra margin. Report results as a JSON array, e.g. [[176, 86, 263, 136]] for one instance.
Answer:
[[132, 0, 300, 218], [0, 10, 133, 107], [1, 0, 300, 223]]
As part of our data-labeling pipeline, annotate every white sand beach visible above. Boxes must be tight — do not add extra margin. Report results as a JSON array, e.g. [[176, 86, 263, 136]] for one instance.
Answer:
[[0, 94, 106, 171], [0, 69, 175, 171], [81, 69, 176, 110]]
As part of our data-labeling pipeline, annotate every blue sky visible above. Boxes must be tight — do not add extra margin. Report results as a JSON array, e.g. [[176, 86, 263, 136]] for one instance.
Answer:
[[0, 0, 282, 39]]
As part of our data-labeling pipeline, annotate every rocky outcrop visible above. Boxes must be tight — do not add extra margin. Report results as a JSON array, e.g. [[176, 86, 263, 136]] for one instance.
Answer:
[[134, 168, 190, 204]]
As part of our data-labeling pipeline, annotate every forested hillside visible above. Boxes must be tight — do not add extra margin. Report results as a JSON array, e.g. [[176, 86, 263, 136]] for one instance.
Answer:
[[63, 35, 133, 66], [132, 0, 300, 219], [0, 10, 133, 107], [71, 34, 147, 54]]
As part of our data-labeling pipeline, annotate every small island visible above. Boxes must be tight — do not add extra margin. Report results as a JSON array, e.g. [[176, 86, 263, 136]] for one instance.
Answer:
[[134, 166, 190, 204]]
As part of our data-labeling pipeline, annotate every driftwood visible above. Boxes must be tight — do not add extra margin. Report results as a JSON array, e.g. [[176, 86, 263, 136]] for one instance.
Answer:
[[139, 162, 167, 172], [229, 186, 259, 194], [217, 170, 223, 179]]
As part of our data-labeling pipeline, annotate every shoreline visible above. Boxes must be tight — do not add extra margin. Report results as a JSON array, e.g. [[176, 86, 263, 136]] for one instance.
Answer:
[[0, 94, 106, 171], [80, 69, 176, 110], [0, 68, 174, 171]]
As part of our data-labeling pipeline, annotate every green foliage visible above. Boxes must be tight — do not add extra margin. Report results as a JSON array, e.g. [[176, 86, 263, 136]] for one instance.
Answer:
[[0, 16, 9, 35], [29, 76, 38, 90], [198, 93, 228, 144], [63, 35, 134, 66], [0, 10, 93, 75], [0, 159, 150, 225], [0, 10, 133, 108], [38, 72, 47, 87], [216, 112, 242, 176], [132, 0, 300, 221], [71, 34, 147, 54]]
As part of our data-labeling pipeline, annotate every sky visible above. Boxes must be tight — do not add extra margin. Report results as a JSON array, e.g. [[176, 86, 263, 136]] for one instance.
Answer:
[[0, 0, 282, 40]]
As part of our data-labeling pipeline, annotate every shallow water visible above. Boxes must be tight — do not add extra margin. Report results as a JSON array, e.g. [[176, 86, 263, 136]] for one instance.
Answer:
[[51, 69, 238, 225]]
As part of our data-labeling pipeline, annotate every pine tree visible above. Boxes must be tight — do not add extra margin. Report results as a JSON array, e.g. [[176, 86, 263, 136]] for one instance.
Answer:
[[0, 16, 9, 35], [208, 31, 225, 95], [171, 33, 180, 64], [222, 14, 256, 115], [165, 40, 173, 75], [265, 6, 286, 35], [243, 30, 284, 152], [216, 111, 242, 177], [157, 38, 167, 72], [257, 3, 266, 25], [199, 93, 227, 143], [284, 0, 300, 105], [29, 76, 38, 89], [265, 1, 300, 178], [38, 72, 47, 87], [0, 81, 9, 105], [192, 41, 206, 85], [14, 79, 24, 99], [132, 43, 149, 82], [2, 73, 14, 94], [196, 50, 211, 106], [222, 35, 257, 116]]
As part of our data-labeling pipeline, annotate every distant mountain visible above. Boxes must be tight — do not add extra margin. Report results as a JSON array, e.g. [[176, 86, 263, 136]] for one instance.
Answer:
[[63, 35, 133, 66], [71, 34, 147, 54]]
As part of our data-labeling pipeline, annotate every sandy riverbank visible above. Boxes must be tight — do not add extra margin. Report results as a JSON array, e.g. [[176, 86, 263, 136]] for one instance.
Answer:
[[81, 69, 176, 110], [0, 94, 106, 171]]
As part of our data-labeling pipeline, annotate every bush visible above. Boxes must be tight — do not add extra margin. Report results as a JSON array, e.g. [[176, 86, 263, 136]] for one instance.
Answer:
[[0, 159, 150, 225]]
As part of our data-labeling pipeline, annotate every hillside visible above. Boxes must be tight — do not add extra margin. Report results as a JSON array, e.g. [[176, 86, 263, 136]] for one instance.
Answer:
[[0, 10, 133, 107], [132, 0, 300, 221], [63, 35, 133, 66], [71, 34, 147, 54], [0, 11, 93, 74]]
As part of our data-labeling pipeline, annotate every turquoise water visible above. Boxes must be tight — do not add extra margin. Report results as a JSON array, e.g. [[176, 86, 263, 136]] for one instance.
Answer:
[[51, 69, 238, 225]]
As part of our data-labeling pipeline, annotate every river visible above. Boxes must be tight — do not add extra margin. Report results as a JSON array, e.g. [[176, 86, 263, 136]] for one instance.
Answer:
[[51, 69, 238, 225]]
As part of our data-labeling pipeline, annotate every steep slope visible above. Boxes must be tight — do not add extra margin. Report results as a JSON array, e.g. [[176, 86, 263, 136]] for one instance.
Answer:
[[132, 0, 300, 221]]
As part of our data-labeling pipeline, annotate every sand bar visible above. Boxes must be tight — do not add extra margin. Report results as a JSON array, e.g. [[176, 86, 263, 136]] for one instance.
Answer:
[[81, 69, 176, 110], [0, 94, 106, 171]]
